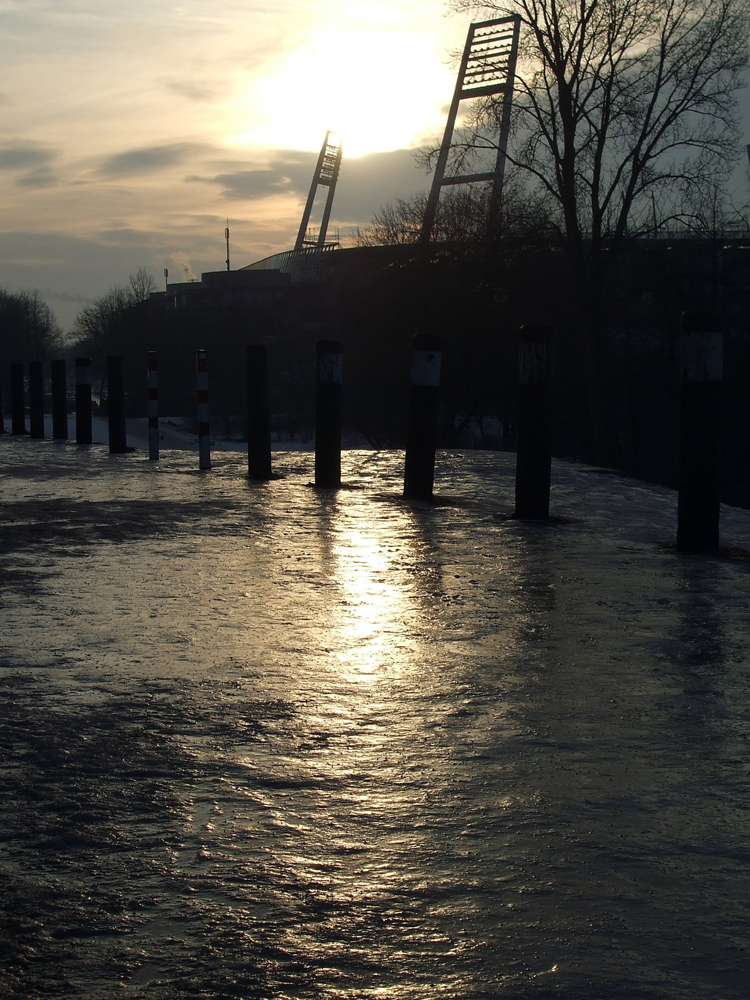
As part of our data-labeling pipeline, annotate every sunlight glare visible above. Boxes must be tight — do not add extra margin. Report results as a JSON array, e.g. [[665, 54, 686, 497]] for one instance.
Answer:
[[330, 514, 416, 681], [231, 26, 452, 158]]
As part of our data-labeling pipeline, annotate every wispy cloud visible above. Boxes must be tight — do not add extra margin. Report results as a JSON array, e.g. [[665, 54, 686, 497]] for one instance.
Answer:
[[98, 143, 209, 178], [163, 79, 218, 103], [0, 143, 57, 171], [16, 168, 60, 188], [98, 228, 164, 246], [196, 151, 316, 201]]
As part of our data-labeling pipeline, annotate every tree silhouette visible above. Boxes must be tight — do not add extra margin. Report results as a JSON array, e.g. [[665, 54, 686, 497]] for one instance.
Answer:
[[0, 288, 63, 363], [445, 0, 749, 268]]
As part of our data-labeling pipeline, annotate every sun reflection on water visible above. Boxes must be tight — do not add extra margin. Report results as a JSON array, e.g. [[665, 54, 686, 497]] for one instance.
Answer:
[[328, 499, 422, 683]]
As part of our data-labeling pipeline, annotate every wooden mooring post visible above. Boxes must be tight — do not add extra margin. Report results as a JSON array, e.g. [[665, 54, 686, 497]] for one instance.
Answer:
[[246, 344, 272, 480], [315, 339, 343, 489], [403, 333, 442, 500], [514, 325, 552, 519]]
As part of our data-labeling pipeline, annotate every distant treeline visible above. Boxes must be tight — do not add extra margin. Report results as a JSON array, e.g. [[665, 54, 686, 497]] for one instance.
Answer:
[[0, 288, 63, 365]]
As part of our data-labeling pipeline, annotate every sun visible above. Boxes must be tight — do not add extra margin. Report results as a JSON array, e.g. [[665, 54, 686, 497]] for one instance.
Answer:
[[230, 26, 453, 159]]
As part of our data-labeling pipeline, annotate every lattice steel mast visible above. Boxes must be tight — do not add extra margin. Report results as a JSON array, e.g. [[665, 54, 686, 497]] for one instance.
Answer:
[[294, 131, 343, 251], [420, 16, 521, 243]]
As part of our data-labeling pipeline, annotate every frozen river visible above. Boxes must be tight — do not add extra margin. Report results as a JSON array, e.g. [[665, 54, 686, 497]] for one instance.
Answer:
[[1, 439, 750, 998]]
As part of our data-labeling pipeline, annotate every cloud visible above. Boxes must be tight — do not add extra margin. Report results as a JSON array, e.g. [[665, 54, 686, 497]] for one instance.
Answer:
[[269, 152, 318, 195], [163, 78, 217, 103], [98, 228, 164, 246], [98, 143, 209, 178], [38, 287, 93, 306], [0, 144, 57, 171], [191, 150, 317, 202], [329, 148, 430, 221], [182, 146, 432, 232], [204, 170, 289, 200], [16, 167, 59, 188]]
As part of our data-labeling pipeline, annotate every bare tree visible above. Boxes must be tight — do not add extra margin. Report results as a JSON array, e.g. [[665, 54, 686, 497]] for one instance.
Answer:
[[127, 266, 157, 304], [353, 189, 492, 246], [443, 0, 749, 273], [353, 196, 427, 246], [429, 0, 749, 462], [70, 267, 157, 362], [71, 286, 130, 358], [354, 175, 554, 246], [0, 288, 63, 362]]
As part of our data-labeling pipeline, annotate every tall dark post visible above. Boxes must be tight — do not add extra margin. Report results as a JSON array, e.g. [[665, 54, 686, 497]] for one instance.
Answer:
[[29, 362, 45, 439], [315, 339, 343, 488], [107, 355, 127, 454], [403, 333, 442, 500], [75, 357, 92, 444], [147, 352, 159, 461], [10, 363, 26, 435], [246, 344, 272, 480], [51, 360, 68, 440], [677, 311, 722, 552], [196, 349, 211, 471], [514, 325, 552, 519]]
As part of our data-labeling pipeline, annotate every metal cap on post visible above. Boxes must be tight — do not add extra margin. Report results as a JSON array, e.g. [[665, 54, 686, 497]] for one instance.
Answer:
[[315, 339, 343, 489], [514, 325, 552, 519], [403, 333, 442, 500], [246, 344, 272, 481], [75, 357, 93, 445], [677, 311, 722, 552]]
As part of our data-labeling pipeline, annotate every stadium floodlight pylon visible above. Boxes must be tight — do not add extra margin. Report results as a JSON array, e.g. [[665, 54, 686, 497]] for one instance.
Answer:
[[294, 131, 343, 251], [420, 16, 521, 244]]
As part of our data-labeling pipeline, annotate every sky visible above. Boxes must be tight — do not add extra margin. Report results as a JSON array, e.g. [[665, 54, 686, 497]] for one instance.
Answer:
[[3, 2, 750, 335], [0, 0, 469, 331]]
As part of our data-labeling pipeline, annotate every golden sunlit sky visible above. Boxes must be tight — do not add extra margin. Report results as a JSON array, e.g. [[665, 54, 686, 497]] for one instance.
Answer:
[[0, 0, 469, 330]]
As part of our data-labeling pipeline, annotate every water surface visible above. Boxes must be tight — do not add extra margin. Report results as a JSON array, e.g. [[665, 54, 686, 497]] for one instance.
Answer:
[[2, 441, 749, 998]]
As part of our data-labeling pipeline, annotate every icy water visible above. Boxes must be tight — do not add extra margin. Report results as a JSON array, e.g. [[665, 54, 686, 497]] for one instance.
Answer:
[[2, 439, 750, 999]]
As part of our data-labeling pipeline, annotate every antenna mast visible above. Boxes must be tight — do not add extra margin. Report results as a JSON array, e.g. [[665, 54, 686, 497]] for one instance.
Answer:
[[225, 221, 231, 271]]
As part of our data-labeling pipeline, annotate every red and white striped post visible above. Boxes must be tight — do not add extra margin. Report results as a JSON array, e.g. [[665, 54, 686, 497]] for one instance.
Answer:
[[147, 352, 159, 461], [196, 349, 211, 470]]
